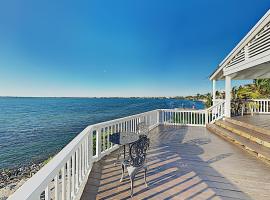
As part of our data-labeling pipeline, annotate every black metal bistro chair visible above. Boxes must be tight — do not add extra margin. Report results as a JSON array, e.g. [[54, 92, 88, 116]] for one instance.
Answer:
[[120, 135, 150, 197]]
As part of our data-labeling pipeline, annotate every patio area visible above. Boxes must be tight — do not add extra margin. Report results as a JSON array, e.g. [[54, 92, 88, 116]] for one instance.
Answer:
[[81, 125, 270, 200]]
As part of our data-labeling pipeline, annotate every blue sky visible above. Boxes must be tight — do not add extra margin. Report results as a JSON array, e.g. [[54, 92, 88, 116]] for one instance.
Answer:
[[0, 0, 269, 97]]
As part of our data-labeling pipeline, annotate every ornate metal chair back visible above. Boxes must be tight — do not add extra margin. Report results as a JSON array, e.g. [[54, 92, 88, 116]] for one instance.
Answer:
[[129, 136, 149, 168], [137, 122, 149, 136]]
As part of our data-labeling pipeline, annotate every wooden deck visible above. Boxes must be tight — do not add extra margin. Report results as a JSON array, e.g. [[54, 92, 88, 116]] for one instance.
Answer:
[[81, 125, 270, 200], [233, 115, 270, 130]]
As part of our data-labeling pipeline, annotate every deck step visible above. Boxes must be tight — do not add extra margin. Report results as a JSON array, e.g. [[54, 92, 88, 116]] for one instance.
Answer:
[[207, 124, 270, 162], [215, 119, 270, 148], [225, 117, 270, 136]]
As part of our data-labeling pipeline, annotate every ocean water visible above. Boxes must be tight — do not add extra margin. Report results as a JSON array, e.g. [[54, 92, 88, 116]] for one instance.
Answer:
[[0, 97, 204, 169]]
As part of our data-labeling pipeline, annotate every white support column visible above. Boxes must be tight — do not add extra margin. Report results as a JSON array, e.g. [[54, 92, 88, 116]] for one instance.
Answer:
[[225, 76, 231, 118], [212, 79, 216, 105]]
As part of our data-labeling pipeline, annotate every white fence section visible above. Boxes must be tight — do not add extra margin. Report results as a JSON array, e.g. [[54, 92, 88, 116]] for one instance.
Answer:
[[160, 109, 207, 126], [207, 100, 225, 123], [8, 104, 226, 200], [242, 99, 270, 114], [8, 110, 159, 200]]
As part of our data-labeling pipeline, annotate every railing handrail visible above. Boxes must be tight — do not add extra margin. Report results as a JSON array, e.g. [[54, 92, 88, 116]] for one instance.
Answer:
[[160, 108, 206, 113], [250, 99, 270, 101], [90, 109, 158, 129], [207, 100, 225, 111]]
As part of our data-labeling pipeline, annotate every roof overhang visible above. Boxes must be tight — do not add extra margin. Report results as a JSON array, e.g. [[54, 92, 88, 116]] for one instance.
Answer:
[[210, 9, 270, 81]]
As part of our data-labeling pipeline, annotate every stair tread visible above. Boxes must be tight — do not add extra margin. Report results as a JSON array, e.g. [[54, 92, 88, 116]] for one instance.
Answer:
[[216, 120, 270, 143], [226, 117, 270, 136], [207, 124, 270, 159]]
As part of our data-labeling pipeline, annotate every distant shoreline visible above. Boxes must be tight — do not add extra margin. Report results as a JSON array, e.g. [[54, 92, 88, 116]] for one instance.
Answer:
[[0, 96, 207, 101], [0, 96, 207, 107]]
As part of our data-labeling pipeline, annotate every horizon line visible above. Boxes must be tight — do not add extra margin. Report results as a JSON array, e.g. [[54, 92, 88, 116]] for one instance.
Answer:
[[0, 95, 206, 99]]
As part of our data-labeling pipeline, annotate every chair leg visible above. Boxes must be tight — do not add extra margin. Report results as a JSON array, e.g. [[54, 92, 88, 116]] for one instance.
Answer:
[[144, 168, 148, 187], [120, 164, 125, 182], [130, 176, 134, 197], [114, 147, 121, 166]]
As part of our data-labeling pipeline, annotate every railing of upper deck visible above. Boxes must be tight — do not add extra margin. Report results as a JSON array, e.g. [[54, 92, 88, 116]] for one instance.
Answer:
[[8, 104, 225, 200], [160, 100, 225, 126], [240, 99, 270, 115], [160, 109, 207, 126], [207, 100, 225, 123]]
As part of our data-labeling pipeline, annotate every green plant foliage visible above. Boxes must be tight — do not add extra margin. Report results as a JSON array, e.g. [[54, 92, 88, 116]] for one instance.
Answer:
[[232, 79, 270, 100], [43, 156, 53, 165]]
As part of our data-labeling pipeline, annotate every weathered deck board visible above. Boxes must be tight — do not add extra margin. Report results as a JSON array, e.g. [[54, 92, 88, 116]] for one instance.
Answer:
[[81, 126, 270, 200], [233, 115, 270, 130]]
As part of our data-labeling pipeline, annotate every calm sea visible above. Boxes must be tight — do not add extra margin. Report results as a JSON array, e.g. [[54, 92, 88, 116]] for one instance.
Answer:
[[0, 97, 204, 169]]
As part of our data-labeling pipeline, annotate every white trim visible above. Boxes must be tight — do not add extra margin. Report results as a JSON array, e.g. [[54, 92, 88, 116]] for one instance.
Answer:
[[225, 76, 231, 117], [223, 50, 270, 77], [212, 80, 216, 103]]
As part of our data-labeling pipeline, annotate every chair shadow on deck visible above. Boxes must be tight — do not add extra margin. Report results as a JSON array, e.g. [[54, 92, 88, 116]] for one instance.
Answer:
[[81, 125, 252, 200]]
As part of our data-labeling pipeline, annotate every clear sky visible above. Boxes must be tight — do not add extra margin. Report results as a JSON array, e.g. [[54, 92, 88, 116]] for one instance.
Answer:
[[0, 0, 269, 97]]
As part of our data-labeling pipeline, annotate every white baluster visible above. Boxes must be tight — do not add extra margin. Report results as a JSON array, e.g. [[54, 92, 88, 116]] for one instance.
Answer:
[[89, 132, 93, 166], [81, 141, 85, 178], [75, 150, 79, 191], [71, 154, 75, 198], [96, 128, 102, 159], [45, 185, 50, 200], [106, 127, 109, 150], [67, 159, 71, 200], [61, 165, 66, 200], [86, 136, 89, 168], [79, 145, 82, 183], [54, 173, 59, 200]]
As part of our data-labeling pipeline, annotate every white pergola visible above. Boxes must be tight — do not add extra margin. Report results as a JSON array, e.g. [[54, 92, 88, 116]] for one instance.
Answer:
[[210, 9, 270, 118]]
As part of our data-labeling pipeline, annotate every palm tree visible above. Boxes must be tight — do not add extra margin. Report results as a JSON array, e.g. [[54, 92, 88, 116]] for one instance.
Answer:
[[205, 93, 212, 108], [254, 79, 270, 97], [215, 90, 221, 99]]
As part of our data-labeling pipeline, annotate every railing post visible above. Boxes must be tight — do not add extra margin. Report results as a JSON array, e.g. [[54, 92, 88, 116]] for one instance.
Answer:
[[96, 128, 102, 159], [205, 110, 209, 125], [157, 110, 160, 125], [89, 131, 93, 164]]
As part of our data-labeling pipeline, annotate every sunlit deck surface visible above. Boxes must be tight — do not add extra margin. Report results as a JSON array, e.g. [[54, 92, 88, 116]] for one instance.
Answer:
[[81, 125, 270, 200], [233, 115, 270, 130]]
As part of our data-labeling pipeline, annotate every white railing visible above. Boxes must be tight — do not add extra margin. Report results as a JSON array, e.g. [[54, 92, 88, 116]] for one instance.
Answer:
[[8, 105, 225, 200], [213, 99, 224, 105], [241, 99, 270, 115], [207, 100, 225, 123], [160, 109, 207, 126], [8, 110, 159, 200]]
